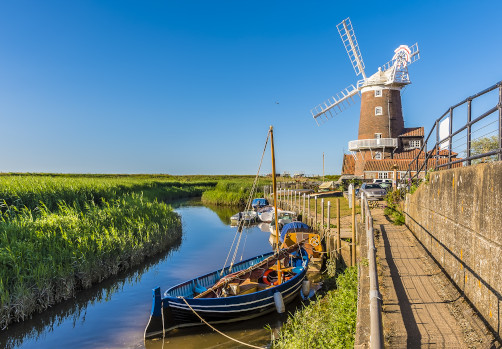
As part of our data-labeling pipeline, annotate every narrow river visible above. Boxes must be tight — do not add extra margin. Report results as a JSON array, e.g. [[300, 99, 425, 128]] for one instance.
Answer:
[[0, 199, 302, 348]]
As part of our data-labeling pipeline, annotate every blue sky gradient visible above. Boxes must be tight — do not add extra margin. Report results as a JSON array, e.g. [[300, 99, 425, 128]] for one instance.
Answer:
[[1, 1, 501, 174]]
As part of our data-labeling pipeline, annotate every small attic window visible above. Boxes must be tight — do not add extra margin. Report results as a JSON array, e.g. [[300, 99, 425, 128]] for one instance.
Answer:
[[375, 107, 383, 115], [374, 89, 382, 97]]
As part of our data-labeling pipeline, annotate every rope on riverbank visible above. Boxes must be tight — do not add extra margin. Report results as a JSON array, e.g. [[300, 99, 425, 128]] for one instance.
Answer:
[[179, 297, 266, 349]]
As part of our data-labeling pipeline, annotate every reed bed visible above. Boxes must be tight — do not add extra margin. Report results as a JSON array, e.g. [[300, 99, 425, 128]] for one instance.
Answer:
[[0, 193, 182, 329], [0, 175, 214, 212], [0, 175, 217, 329], [201, 178, 271, 206]]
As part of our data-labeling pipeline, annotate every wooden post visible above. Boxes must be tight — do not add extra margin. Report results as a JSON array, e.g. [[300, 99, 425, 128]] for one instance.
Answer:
[[307, 195, 311, 225], [352, 187, 356, 266], [321, 198, 325, 238], [302, 193, 306, 223], [327, 200, 331, 231], [337, 198, 341, 260], [314, 196, 318, 231], [327, 201, 331, 252]]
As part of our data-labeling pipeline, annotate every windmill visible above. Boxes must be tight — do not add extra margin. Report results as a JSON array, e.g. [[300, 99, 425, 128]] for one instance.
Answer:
[[311, 17, 420, 175]]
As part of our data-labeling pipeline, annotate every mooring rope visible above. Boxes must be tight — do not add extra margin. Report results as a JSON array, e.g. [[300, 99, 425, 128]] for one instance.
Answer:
[[179, 297, 266, 349]]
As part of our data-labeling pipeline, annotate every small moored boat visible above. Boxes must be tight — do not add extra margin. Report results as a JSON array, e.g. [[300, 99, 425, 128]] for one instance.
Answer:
[[230, 210, 258, 226], [251, 198, 269, 210]]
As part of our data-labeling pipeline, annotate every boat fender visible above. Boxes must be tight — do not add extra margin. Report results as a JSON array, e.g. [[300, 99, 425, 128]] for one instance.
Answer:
[[274, 292, 285, 314], [302, 280, 310, 298]]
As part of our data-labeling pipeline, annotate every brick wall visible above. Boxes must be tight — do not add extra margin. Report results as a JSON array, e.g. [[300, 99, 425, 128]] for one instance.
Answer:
[[358, 88, 404, 140]]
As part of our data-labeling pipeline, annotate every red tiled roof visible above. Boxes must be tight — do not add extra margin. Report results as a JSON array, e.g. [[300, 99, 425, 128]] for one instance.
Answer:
[[399, 127, 424, 137], [341, 154, 355, 175], [393, 148, 426, 159], [363, 158, 462, 172], [428, 148, 458, 157]]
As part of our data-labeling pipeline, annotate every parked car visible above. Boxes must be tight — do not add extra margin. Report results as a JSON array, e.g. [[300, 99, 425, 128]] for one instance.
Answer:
[[360, 183, 388, 200], [372, 179, 393, 191]]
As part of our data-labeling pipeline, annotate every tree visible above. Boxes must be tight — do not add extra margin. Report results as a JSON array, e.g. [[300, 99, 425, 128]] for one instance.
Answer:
[[471, 135, 499, 163]]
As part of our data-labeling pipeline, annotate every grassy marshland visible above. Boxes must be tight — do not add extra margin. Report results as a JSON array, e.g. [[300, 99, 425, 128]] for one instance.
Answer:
[[0, 175, 215, 329], [273, 264, 358, 348], [201, 178, 271, 206]]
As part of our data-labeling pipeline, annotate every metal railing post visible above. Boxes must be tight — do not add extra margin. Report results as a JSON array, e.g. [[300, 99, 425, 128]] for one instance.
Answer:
[[467, 99, 472, 166], [499, 85, 502, 161], [448, 108, 453, 169], [351, 187, 356, 266], [336, 198, 341, 260], [435, 120, 439, 170]]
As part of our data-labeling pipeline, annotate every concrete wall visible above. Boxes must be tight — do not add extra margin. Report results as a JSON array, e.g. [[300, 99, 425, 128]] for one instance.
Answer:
[[404, 161, 502, 339]]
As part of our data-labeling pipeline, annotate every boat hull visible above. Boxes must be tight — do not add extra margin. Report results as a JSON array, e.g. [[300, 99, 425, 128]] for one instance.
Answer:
[[144, 253, 307, 339]]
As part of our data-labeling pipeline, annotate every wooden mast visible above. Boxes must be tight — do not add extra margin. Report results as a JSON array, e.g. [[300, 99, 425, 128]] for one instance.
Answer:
[[270, 126, 282, 284]]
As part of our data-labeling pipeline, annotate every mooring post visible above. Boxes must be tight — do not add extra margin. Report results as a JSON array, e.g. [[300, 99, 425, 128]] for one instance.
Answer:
[[302, 193, 306, 223], [352, 186, 356, 266], [321, 198, 325, 238], [327, 201, 331, 249], [314, 196, 318, 231], [307, 195, 311, 225], [337, 198, 341, 261]]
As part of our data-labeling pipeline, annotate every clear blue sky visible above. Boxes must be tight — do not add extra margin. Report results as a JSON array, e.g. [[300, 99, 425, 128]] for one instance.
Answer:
[[1, 1, 501, 175]]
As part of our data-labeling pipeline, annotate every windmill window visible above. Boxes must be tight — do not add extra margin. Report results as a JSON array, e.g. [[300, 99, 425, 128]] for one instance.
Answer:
[[375, 152, 382, 160], [375, 133, 382, 139], [374, 89, 382, 97], [375, 107, 383, 115]]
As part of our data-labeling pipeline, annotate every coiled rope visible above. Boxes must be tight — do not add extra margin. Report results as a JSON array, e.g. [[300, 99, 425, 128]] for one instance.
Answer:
[[179, 297, 265, 349]]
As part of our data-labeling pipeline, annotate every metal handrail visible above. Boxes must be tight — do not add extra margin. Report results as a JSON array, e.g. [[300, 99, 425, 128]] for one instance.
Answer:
[[361, 194, 383, 349], [400, 80, 502, 188]]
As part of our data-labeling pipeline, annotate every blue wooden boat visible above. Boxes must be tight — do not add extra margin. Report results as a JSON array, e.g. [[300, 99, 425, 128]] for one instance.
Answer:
[[144, 244, 308, 338], [144, 126, 309, 339]]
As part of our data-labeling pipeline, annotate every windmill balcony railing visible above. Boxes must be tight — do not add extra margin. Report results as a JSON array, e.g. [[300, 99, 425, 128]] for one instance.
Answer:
[[348, 138, 398, 151]]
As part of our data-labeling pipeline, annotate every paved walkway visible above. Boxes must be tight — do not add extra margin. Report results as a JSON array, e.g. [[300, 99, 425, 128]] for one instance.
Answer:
[[372, 208, 497, 348]]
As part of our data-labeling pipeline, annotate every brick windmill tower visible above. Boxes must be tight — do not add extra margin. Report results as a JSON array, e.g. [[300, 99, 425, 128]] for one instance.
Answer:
[[311, 18, 423, 178]]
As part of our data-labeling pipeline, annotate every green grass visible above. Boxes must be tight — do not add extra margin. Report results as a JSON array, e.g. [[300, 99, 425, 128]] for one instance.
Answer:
[[0, 174, 222, 328], [273, 265, 358, 349], [201, 178, 271, 206]]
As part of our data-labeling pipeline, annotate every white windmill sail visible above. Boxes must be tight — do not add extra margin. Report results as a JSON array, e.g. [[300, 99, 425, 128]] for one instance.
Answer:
[[312, 18, 366, 123]]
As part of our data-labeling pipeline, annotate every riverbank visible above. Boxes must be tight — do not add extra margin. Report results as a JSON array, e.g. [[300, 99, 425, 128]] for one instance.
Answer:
[[273, 263, 358, 348], [0, 175, 216, 329]]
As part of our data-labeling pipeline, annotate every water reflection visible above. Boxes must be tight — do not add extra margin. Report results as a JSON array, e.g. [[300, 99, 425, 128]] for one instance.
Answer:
[[0, 237, 182, 349], [0, 199, 278, 349]]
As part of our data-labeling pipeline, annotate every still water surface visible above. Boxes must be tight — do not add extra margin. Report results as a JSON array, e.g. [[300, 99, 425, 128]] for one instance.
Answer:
[[0, 200, 297, 349]]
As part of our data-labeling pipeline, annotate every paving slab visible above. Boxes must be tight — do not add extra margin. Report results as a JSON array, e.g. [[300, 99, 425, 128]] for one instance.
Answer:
[[372, 208, 499, 348]]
